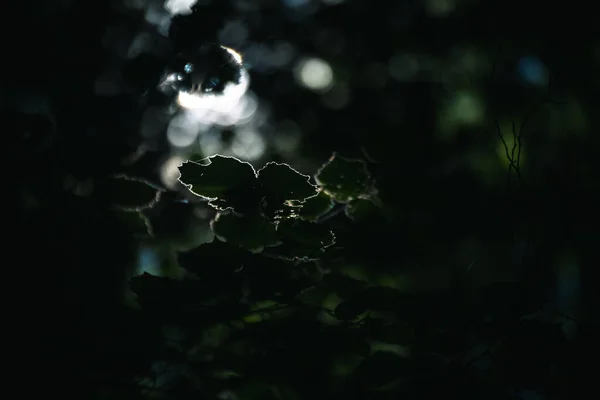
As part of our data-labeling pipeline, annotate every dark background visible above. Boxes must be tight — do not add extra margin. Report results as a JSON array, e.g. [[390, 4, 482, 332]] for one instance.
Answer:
[[4, 0, 599, 399]]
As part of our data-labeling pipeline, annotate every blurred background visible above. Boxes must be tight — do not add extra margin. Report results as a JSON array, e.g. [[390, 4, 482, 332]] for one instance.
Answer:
[[4, 0, 600, 398], [7, 0, 599, 313]]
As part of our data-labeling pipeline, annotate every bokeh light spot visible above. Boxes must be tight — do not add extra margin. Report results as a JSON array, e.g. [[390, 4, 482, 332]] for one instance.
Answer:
[[425, 0, 456, 17], [388, 53, 419, 81], [274, 120, 303, 154], [167, 113, 200, 148], [198, 129, 226, 156], [160, 155, 185, 189], [294, 57, 334, 92], [231, 129, 266, 161], [517, 56, 549, 87]]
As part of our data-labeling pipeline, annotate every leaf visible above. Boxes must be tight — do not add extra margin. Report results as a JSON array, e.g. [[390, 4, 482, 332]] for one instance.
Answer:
[[98, 175, 161, 210], [353, 352, 411, 390], [354, 287, 409, 314], [278, 218, 335, 248], [130, 273, 244, 329], [177, 239, 249, 279], [323, 273, 369, 298], [316, 329, 371, 357], [335, 299, 367, 321], [257, 162, 318, 203], [242, 255, 310, 301], [243, 300, 293, 323], [368, 323, 415, 346], [315, 153, 372, 203], [298, 191, 334, 221], [211, 211, 279, 252], [296, 285, 330, 307], [475, 281, 525, 322], [114, 209, 153, 237], [233, 381, 279, 400], [129, 273, 217, 324], [268, 218, 335, 260], [178, 155, 259, 211], [345, 198, 383, 222]]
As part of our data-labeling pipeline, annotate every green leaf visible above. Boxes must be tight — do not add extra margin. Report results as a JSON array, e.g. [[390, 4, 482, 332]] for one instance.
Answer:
[[114, 209, 153, 237], [345, 198, 382, 222], [243, 300, 293, 323], [257, 162, 318, 203], [476, 281, 525, 321], [233, 381, 279, 400], [177, 239, 249, 279], [129, 273, 216, 324], [296, 285, 330, 307], [335, 299, 367, 321], [315, 153, 372, 203], [298, 191, 334, 221], [268, 218, 335, 260], [98, 175, 161, 210], [178, 155, 259, 211], [322, 273, 369, 298], [353, 351, 411, 390], [243, 256, 313, 301], [368, 322, 415, 346], [354, 287, 409, 314], [278, 218, 335, 248], [130, 273, 245, 330], [211, 211, 279, 252]]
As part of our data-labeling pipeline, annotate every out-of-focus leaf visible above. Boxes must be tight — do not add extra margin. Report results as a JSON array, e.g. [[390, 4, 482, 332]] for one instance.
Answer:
[[233, 381, 279, 400], [113, 209, 153, 237], [243, 300, 293, 323], [211, 212, 279, 252], [279, 218, 336, 248], [242, 255, 311, 301], [353, 287, 409, 314], [298, 191, 334, 221], [335, 298, 367, 321], [129, 273, 217, 324], [257, 162, 318, 203], [476, 281, 525, 321], [323, 273, 369, 298], [98, 175, 161, 210], [177, 239, 249, 278], [296, 285, 330, 307], [330, 354, 364, 379], [345, 197, 383, 222], [315, 153, 372, 203], [352, 351, 412, 390], [368, 322, 415, 346]]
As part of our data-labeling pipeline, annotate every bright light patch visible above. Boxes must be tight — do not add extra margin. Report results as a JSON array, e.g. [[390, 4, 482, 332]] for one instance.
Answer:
[[176, 68, 250, 124], [294, 57, 334, 92], [222, 45, 244, 65], [167, 113, 200, 147], [164, 0, 197, 15], [176, 47, 249, 115], [160, 155, 185, 189]]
